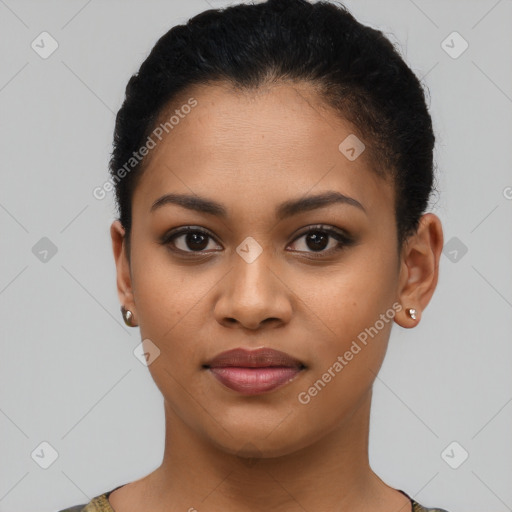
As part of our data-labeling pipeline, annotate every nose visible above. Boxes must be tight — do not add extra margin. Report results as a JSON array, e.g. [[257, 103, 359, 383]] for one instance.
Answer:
[[213, 249, 293, 331]]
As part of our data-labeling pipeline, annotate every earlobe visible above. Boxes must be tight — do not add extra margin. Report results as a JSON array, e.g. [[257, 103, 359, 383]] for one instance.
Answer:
[[120, 305, 137, 327], [110, 220, 137, 325], [405, 308, 417, 320], [395, 303, 421, 329], [395, 213, 444, 329]]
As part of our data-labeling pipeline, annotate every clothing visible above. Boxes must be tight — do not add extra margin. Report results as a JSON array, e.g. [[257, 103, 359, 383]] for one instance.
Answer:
[[56, 484, 450, 512]]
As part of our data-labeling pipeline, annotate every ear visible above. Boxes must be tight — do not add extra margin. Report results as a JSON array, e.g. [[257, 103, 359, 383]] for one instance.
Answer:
[[395, 213, 444, 328], [110, 220, 137, 324]]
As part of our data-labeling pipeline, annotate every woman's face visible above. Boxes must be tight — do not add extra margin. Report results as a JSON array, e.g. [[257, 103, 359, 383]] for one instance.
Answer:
[[113, 81, 408, 457]]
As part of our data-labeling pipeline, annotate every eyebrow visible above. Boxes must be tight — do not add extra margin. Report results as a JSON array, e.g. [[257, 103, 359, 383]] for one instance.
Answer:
[[150, 191, 366, 220]]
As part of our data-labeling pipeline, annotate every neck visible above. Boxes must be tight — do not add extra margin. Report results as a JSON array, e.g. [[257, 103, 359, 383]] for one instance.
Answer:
[[135, 388, 405, 512]]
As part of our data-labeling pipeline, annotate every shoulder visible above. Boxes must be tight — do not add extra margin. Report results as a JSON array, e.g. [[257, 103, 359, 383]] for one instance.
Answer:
[[56, 489, 115, 512], [398, 489, 450, 512], [56, 483, 128, 512], [412, 501, 451, 512], [55, 497, 109, 511]]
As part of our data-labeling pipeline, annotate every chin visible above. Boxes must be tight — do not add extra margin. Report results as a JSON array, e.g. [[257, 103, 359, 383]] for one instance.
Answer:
[[199, 414, 317, 460]]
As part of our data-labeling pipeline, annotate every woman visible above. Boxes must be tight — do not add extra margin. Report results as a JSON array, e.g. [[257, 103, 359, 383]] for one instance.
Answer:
[[58, 0, 447, 510]]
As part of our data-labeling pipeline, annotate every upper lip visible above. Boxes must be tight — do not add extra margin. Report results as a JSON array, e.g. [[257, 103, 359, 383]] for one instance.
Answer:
[[204, 347, 305, 369]]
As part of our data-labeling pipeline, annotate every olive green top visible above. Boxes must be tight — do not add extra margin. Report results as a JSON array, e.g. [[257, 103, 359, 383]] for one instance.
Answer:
[[56, 484, 450, 512]]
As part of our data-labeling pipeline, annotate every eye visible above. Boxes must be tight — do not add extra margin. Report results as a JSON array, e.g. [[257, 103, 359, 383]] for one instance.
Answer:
[[162, 226, 221, 254], [287, 225, 354, 256], [161, 224, 354, 258]]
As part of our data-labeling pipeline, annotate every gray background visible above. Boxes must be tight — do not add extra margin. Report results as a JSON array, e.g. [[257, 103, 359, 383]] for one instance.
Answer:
[[1, 0, 511, 511]]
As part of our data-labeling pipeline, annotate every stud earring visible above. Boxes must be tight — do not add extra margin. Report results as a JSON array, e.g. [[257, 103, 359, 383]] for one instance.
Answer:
[[406, 308, 417, 320], [121, 305, 135, 327]]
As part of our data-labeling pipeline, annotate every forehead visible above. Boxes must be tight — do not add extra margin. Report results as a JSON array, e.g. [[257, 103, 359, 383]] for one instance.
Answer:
[[133, 81, 394, 222]]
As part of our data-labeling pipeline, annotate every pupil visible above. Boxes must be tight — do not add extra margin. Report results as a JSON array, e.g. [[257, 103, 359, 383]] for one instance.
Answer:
[[307, 232, 327, 251], [187, 233, 208, 251], [184, 231, 329, 252]]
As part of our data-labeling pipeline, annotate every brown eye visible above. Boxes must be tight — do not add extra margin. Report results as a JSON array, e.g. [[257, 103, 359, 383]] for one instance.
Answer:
[[179, 232, 210, 251], [163, 227, 221, 254], [288, 225, 354, 256], [303, 231, 329, 251]]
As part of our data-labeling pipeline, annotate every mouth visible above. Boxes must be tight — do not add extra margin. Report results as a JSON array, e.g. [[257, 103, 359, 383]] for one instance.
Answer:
[[203, 347, 306, 395]]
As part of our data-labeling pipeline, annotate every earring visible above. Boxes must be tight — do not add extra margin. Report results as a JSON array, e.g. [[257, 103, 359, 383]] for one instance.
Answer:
[[121, 305, 135, 327], [406, 308, 417, 320]]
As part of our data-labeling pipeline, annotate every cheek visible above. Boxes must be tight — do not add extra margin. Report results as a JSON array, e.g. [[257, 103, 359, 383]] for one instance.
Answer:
[[129, 237, 229, 376], [298, 250, 397, 342], [131, 236, 196, 322], [130, 257, 207, 410], [129, 246, 195, 369], [294, 278, 394, 430], [293, 249, 398, 395]]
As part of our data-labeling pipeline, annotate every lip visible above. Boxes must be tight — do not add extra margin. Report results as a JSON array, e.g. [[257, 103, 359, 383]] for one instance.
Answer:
[[204, 347, 306, 395]]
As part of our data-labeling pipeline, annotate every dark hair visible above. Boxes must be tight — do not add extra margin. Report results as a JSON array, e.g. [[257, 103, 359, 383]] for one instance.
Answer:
[[109, 0, 436, 258]]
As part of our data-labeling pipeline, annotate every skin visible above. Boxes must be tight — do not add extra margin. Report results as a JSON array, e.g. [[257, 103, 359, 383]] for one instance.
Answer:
[[109, 81, 443, 512]]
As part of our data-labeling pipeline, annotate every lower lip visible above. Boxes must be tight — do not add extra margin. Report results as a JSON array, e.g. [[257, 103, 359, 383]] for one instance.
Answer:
[[208, 366, 303, 395]]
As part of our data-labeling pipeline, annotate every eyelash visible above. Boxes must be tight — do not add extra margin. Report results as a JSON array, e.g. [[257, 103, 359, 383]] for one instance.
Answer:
[[161, 225, 355, 259]]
